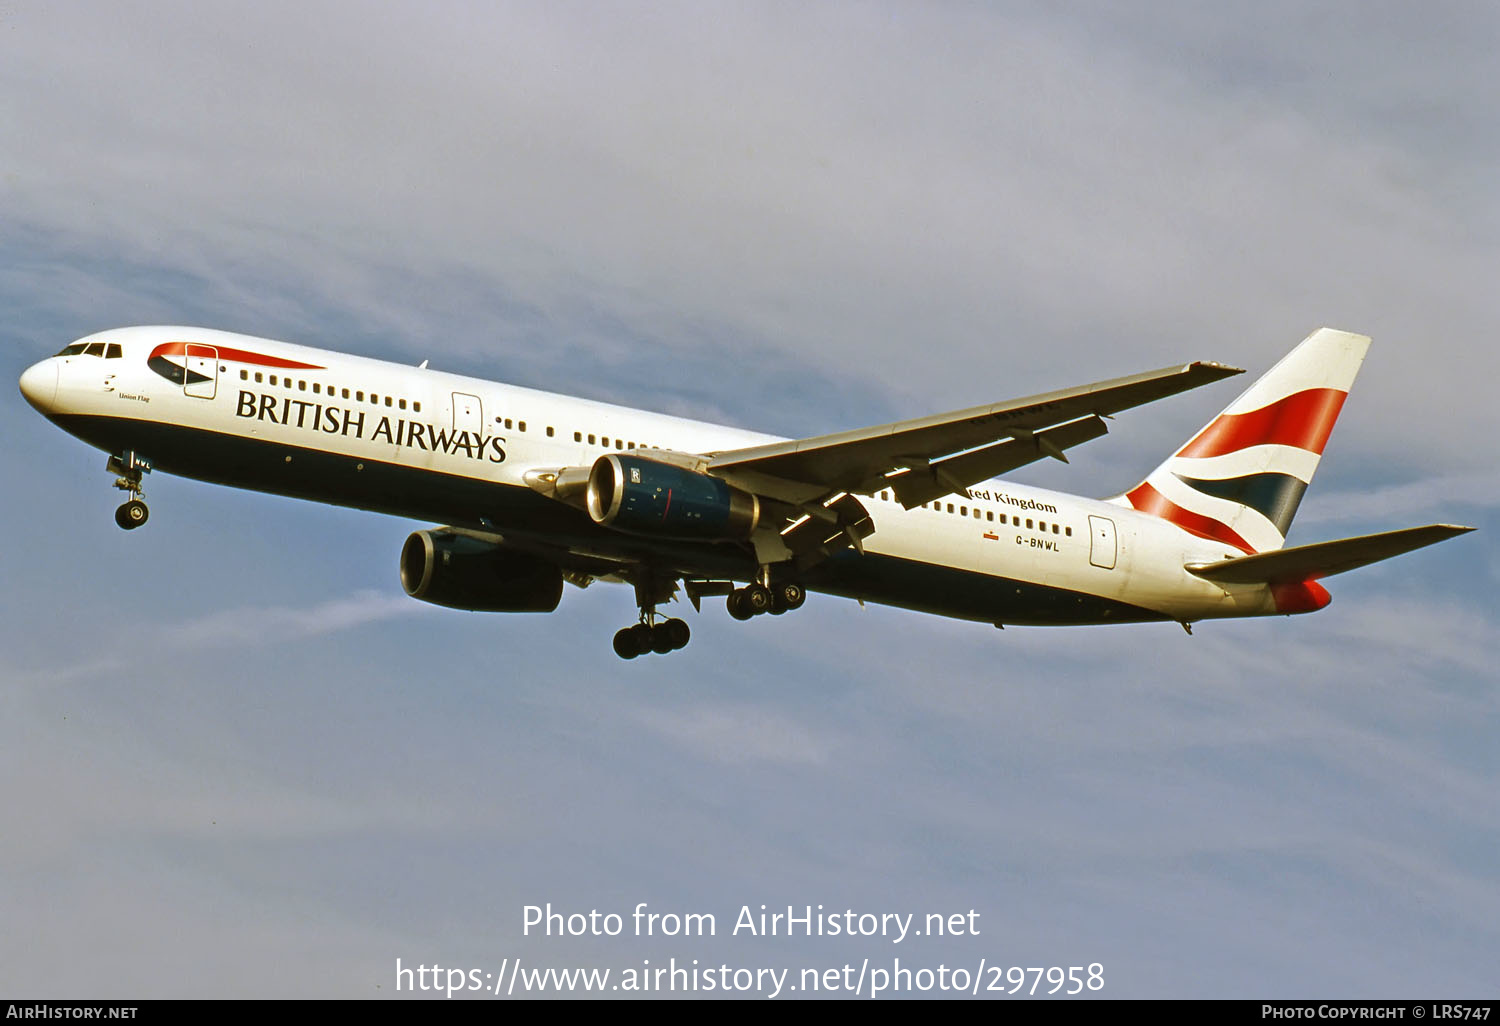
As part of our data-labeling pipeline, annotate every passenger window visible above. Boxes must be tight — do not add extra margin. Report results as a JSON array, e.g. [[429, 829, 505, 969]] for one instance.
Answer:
[[313, 382, 321, 394], [299, 380, 307, 391], [974, 509, 981, 519], [1052, 524, 1059, 534], [106, 343, 123, 359], [413, 401, 421, 413], [589, 434, 596, 445], [960, 506, 967, 516], [256, 372, 263, 383], [356, 391, 364, 401], [505, 418, 513, 429], [1026, 519, 1033, 529], [399, 398, 406, 410], [1039, 521, 1047, 532], [270, 375, 278, 386], [986, 511, 993, 522], [384, 396, 392, 407], [946, 503, 954, 514], [574, 431, 582, 442], [342, 388, 349, 399], [547, 426, 555, 437], [371, 393, 379, 404], [519, 421, 526, 432], [1065, 526, 1073, 537], [240, 370, 249, 380]]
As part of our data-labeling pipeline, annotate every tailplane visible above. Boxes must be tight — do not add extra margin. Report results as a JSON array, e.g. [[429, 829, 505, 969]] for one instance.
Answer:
[[1186, 524, 1474, 584], [1115, 327, 1370, 553]]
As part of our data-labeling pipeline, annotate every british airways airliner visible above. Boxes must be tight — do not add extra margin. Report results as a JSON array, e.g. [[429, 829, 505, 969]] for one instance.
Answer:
[[18, 326, 1471, 658]]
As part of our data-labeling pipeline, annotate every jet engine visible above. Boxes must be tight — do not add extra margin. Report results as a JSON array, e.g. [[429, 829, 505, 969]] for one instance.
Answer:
[[400, 530, 563, 612], [586, 454, 759, 539]]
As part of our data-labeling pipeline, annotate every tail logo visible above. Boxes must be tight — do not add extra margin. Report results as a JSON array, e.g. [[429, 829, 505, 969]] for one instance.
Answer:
[[1119, 329, 1369, 553]]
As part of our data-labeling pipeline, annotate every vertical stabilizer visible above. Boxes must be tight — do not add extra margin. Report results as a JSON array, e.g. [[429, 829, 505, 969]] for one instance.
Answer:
[[1115, 327, 1370, 553]]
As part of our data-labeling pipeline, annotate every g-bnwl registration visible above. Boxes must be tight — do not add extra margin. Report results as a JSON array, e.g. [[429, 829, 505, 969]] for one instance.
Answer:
[[20, 326, 1471, 658]]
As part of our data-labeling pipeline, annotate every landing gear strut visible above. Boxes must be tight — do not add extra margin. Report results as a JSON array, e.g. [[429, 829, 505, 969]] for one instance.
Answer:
[[613, 575, 691, 659], [108, 451, 152, 530]]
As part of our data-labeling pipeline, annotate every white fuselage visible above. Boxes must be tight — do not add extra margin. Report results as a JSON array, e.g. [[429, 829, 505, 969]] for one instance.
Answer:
[[20, 326, 1287, 627]]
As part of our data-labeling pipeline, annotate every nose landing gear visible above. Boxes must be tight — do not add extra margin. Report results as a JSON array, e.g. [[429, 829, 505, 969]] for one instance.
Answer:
[[115, 499, 149, 530], [108, 452, 152, 530]]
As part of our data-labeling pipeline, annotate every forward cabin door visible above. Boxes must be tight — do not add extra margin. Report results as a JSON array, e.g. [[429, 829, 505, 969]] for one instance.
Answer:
[[183, 344, 218, 400], [1088, 515, 1117, 570]]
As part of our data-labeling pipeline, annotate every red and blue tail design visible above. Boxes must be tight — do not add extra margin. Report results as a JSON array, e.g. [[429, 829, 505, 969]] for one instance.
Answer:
[[1115, 328, 1370, 553]]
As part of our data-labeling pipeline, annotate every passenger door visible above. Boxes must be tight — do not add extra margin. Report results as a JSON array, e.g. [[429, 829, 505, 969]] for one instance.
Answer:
[[183, 344, 218, 400], [452, 392, 483, 435], [1088, 515, 1117, 570]]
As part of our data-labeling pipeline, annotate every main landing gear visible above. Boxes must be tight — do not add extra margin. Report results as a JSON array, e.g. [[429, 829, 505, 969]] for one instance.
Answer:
[[613, 575, 691, 659], [612, 616, 691, 659], [609, 571, 807, 658], [108, 451, 152, 531], [726, 580, 805, 620]]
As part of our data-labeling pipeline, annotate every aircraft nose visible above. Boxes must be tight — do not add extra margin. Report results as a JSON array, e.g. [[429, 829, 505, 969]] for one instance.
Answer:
[[19, 359, 58, 413]]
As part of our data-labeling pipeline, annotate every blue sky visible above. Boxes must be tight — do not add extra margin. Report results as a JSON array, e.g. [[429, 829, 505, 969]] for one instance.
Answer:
[[3, 1, 1496, 998]]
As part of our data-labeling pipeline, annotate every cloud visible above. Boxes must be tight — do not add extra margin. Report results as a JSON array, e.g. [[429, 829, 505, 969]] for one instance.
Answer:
[[9, 590, 425, 690], [168, 589, 421, 648], [3, 3, 1495, 467], [1295, 472, 1500, 525], [3, 1, 1497, 999], [629, 701, 843, 767]]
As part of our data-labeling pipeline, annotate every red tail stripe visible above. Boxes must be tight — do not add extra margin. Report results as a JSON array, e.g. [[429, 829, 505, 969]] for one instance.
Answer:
[[1126, 482, 1255, 553], [1272, 579, 1332, 614], [1176, 388, 1347, 459], [151, 342, 324, 371]]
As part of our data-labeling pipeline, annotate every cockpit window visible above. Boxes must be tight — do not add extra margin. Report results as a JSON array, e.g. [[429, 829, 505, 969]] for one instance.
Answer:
[[84, 342, 107, 356], [106, 343, 123, 359], [55, 343, 90, 356]]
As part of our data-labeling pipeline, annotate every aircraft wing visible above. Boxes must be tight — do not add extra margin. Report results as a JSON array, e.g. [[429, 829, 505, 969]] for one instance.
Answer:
[[708, 360, 1244, 508]]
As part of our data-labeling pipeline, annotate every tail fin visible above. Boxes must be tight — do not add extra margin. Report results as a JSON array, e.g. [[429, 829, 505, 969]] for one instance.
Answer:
[[1116, 327, 1370, 553]]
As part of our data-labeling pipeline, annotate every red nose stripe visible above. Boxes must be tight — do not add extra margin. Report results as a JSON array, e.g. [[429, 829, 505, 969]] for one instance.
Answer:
[[150, 342, 324, 371], [1126, 482, 1254, 553], [1176, 388, 1347, 460]]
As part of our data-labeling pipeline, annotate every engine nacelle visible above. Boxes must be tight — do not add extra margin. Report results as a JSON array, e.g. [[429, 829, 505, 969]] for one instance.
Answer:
[[586, 454, 760, 539], [400, 530, 563, 612]]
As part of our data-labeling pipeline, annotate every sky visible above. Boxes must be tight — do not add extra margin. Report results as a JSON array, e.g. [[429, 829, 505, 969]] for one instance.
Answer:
[[2, 0, 1497, 999]]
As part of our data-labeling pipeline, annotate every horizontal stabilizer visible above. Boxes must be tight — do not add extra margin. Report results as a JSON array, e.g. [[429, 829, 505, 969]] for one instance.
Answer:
[[1187, 524, 1474, 584]]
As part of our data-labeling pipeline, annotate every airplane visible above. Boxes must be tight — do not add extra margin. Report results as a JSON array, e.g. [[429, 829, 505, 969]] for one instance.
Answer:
[[18, 325, 1472, 658]]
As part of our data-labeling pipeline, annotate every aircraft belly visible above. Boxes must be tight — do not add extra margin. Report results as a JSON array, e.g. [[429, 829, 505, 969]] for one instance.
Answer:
[[844, 514, 1168, 625]]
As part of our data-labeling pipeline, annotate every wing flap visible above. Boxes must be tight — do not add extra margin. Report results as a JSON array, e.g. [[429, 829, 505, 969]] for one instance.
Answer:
[[1187, 524, 1474, 584], [888, 415, 1110, 508]]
